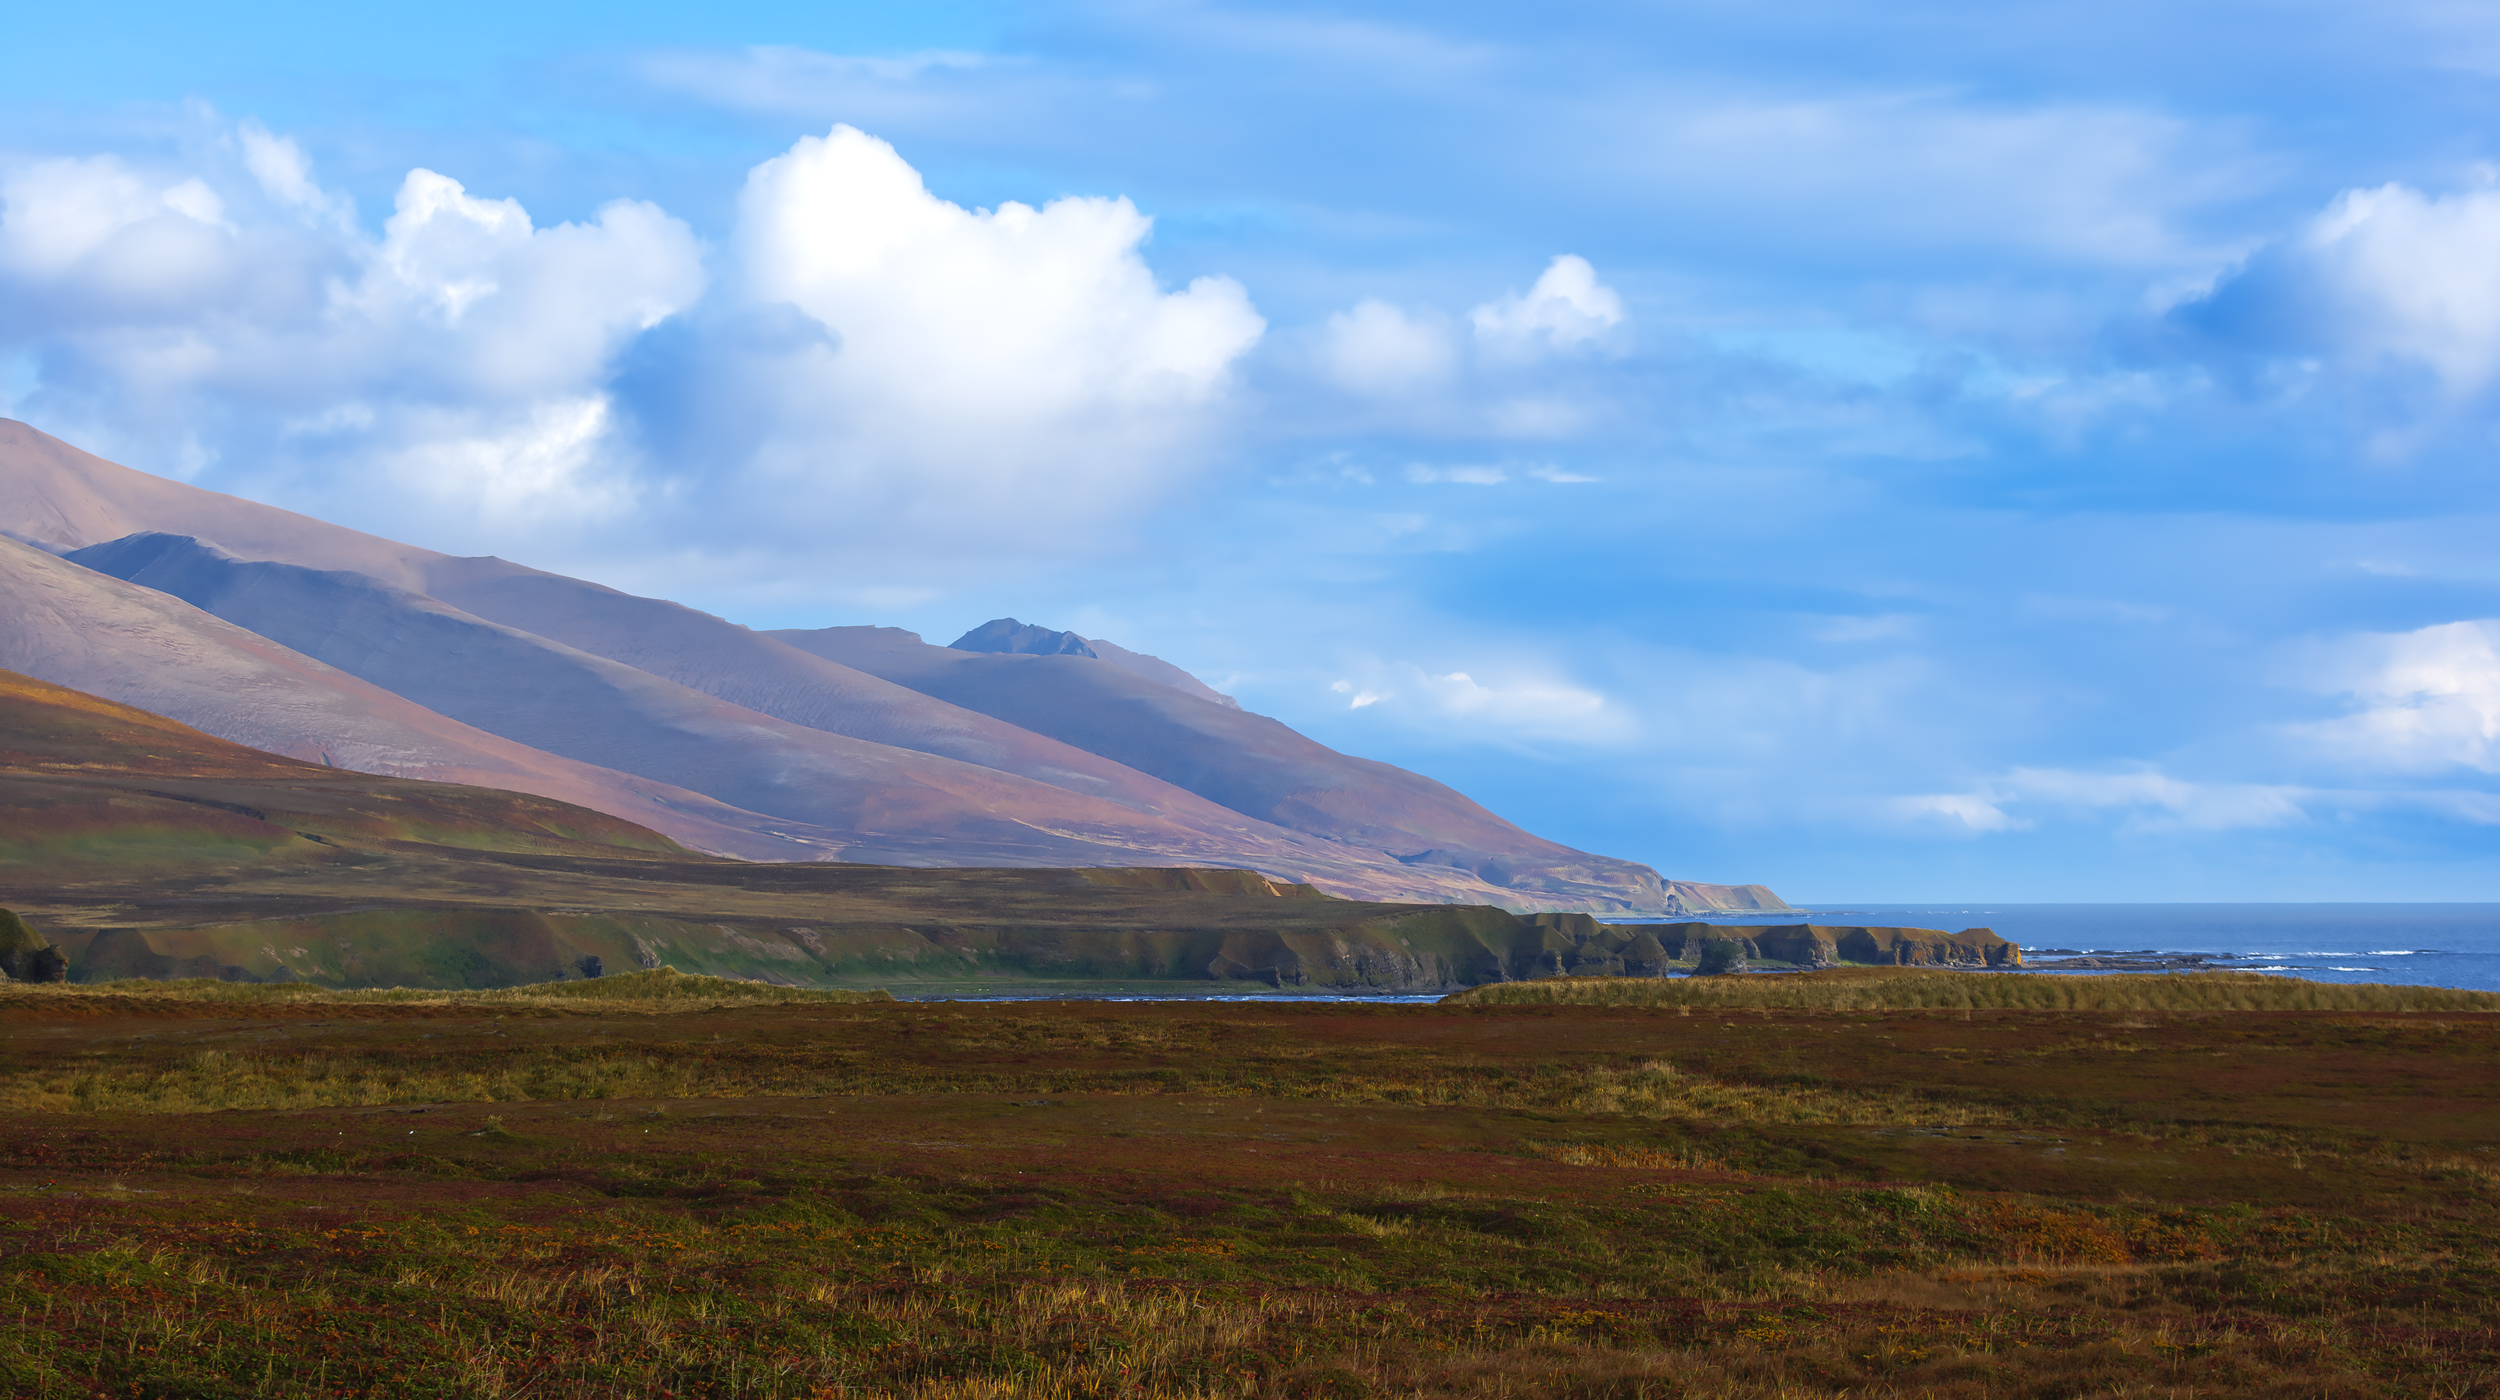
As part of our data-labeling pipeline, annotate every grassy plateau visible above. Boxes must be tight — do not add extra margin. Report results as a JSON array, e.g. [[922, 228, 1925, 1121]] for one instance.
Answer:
[[3, 968, 2496, 1398]]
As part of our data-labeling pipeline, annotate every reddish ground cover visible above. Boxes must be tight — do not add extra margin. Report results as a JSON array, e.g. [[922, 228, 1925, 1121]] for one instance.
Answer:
[[3, 994, 2495, 1396]]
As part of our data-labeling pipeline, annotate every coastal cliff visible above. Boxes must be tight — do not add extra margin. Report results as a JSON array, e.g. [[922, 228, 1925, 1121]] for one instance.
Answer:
[[43, 895, 2018, 995]]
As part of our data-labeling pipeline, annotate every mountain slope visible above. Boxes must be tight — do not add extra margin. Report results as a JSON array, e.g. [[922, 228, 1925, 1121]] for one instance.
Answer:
[[65, 534, 1603, 900], [0, 666, 1570, 991], [421, 558, 1256, 814], [772, 625, 1671, 909], [0, 535, 860, 860], [64, 533, 1377, 874], [0, 418, 443, 589], [951, 617, 1240, 708], [0, 664, 698, 868], [0, 417, 1771, 912]]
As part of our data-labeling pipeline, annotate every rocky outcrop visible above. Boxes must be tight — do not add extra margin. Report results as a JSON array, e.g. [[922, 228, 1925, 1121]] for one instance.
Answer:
[[950, 618, 1243, 708], [1823, 924, 2024, 968], [950, 618, 1100, 658], [1663, 882, 1794, 913], [2025, 951, 2234, 971], [1431, 919, 2024, 984], [1178, 914, 2017, 992], [0, 907, 65, 982]]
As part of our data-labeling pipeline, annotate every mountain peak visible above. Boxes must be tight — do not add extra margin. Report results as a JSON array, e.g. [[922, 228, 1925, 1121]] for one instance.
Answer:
[[946, 617, 1244, 709], [950, 618, 1099, 658]]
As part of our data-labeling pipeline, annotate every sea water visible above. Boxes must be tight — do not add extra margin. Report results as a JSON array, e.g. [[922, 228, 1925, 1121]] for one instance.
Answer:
[[1660, 903, 2500, 993]]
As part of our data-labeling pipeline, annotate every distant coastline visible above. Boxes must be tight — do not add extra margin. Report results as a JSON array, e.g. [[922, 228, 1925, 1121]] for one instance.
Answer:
[[1620, 903, 2500, 994]]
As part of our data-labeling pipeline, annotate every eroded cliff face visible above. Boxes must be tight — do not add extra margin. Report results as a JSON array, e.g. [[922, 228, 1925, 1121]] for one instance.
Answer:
[[1138, 912, 2022, 993], [1629, 922, 2024, 972], [50, 903, 2020, 994]]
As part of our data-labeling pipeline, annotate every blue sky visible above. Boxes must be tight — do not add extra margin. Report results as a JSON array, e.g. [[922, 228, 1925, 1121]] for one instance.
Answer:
[[7, 0, 2500, 900]]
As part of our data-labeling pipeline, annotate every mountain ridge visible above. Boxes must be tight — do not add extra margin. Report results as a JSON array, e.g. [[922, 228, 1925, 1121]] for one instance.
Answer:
[[65, 532, 1518, 889], [0, 418, 1786, 914]]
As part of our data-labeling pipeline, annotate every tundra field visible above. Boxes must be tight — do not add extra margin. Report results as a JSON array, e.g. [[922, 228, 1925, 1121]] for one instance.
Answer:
[[3, 968, 2498, 1399]]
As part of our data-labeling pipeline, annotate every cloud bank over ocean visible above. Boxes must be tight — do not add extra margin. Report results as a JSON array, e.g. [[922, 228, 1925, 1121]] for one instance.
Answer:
[[4, 0, 2499, 900]]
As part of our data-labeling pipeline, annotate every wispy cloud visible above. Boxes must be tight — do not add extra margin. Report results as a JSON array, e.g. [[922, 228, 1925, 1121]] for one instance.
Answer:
[[1325, 657, 1622, 743], [1320, 300, 1455, 398], [1601, 88, 2265, 269], [1404, 463, 1507, 485], [1894, 768, 2313, 836], [633, 46, 1001, 117]]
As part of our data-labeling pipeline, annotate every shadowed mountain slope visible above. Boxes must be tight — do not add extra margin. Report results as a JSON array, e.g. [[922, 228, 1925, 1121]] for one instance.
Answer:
[[1085, 637, 1243, 710], [64, 533, 1372, 875], [0, 536, 857, 860], [419, 558, 1253, 817], [0, 421, 1258, 789], [0, 665, 697, 869], [379, 557, 1582, 902], [772, 625, 1675, 910]]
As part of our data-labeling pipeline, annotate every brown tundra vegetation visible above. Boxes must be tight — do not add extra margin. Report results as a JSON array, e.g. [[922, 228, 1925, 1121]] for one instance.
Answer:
[[2, 968, 2497, 1399]]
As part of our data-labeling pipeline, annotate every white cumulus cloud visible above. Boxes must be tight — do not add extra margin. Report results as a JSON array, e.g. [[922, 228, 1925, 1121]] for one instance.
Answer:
[[0, 120, 704, 534], [2297, 184, 2500, 390], [2293, 619, 2500, 772], [721, 124, 1264, 535], [0, 156, 244, 313], [0, 115, 1269, 564], [1310, 256, 1626, 437], [235, 120, 343, 222], [347, 170, 702, 401], [1470, 255, 1624, 359], [2190, 183, 2500, 394]]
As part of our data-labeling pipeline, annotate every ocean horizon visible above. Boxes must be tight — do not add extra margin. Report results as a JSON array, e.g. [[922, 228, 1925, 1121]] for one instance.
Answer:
[[1653, 902, 2500, 993]]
